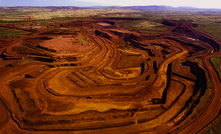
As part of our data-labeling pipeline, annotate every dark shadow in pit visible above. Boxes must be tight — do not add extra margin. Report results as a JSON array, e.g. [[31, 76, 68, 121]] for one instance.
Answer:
[[177, 61, 207, 121], [160, 63, 172, 104]]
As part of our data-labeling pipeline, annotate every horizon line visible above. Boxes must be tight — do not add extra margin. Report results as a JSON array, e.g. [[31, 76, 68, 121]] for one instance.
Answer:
[[0, 5, 221, 10]]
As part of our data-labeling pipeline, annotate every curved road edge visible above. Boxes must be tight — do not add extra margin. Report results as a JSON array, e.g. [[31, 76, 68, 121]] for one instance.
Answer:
[[178, 52, 221, 134]]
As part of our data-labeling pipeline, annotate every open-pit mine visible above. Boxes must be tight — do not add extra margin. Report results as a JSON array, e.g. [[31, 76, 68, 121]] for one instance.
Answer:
[[0, 12, 221, 134]]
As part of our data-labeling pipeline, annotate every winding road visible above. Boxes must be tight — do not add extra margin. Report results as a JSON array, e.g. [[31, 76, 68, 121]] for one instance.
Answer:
[[0, 19, 221, 134], [179, 51, 221, 134]]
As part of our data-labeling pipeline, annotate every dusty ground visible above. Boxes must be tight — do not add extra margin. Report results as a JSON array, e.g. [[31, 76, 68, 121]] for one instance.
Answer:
[[0, 17, 220, 134]]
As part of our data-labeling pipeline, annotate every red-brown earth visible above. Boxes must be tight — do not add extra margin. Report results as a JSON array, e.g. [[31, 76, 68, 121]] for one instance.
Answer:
[[0, 18, 220, 134]]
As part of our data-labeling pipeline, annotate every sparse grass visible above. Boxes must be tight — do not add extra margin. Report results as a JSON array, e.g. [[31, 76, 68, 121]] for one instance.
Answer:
[[210, 55, 221, 69], [189, 54, 207, 61], [149, 31, 162, 34], [122, 20, 167, 33], [200, 89, 211, 105], [198, 60, 202, 66], [73, 32, 88, 45], [207, 80, 214, 89], [0, 27, 30, 38], [147, 27, 168, 31], [32, 17, 85, 23], [190, 57, 196, 60], [210, 55, 221, 77], [199, 23, 221, 40], [191, 86, 212, 121], [0, 20, 27, 24], [190, 59, 213, 122], [0, 7, 137, 22], [99, 13, 142, 18]]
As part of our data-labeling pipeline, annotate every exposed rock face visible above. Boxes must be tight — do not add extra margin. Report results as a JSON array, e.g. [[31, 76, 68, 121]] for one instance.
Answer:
[[0, 16, 220, 134], [95, 30, 112, 39]]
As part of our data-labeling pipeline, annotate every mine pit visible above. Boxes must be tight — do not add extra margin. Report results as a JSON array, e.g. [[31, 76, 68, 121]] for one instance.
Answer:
[[0, 10, 221, 134]]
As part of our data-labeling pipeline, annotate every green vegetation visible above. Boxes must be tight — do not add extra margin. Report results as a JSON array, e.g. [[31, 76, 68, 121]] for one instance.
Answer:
[[210, 55, 221, 68], [192, 88, 212, 119], [207, 80, 214, 89], [198, 87, 221, 134], [149, 31, 162, 34], [0, 27, 30, 38], [12, 45, 53, 56], [198, 60, 202, 66], [191, 59, 214, 126], [0, 20, 27, 24], [199, 89, 211, 105], [136, 10, 221, 40], [0, 7, 136, 22], [1, 7, 221, 40], [33, 17, 85, 23], [199, 23, 221, 40], [189, 54, 207, 61], [210, 55, 221, 77], [121, 20, 167, 33]]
